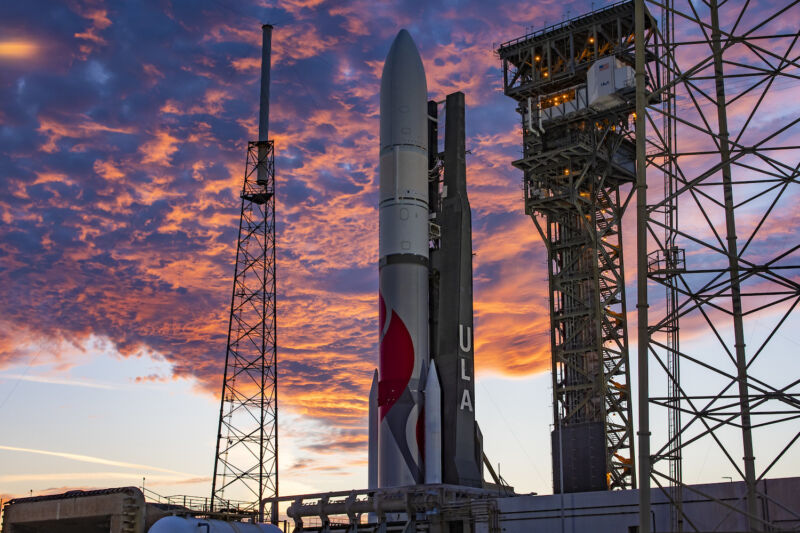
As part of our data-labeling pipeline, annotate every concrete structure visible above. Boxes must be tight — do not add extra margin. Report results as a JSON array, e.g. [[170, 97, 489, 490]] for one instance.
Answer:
[[497, 477, 800, 532], [1, 487, 173, 533]]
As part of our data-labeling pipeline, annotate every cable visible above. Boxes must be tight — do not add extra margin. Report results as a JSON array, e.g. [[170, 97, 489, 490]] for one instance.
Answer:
[[478, 380, 549, 489]]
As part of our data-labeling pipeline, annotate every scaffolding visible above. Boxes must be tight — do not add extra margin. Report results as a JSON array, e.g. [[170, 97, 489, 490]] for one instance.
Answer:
[[634, 0, 800, 530], [498, 0, 648, 493]]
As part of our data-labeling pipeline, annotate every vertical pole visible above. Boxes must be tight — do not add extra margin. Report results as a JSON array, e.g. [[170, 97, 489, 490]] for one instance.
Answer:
[[558, 414, 565, 533], [708, 1, 758, 529], [258, 24, 272, 142], [271, 149, 279, 510], [260, 169, 268, 514], [634, 1, 651, 532], [257, 25, 273, 187], [272, 156, 280, 512]]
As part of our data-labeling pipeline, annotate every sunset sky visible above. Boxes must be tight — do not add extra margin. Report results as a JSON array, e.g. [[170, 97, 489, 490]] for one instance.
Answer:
[[1, 0, 798, 507]]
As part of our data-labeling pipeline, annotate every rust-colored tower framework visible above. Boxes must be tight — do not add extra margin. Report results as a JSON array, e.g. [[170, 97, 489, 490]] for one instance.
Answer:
[[498, 1, 649, 493]]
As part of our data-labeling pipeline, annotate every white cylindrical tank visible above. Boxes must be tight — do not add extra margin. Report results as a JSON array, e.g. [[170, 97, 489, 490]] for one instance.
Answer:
[[149, 516, 282, 533]]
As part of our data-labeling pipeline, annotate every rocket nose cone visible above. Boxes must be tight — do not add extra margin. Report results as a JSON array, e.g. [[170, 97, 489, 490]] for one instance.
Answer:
[[383, 29, 424, 88], [391, 29, 417, 55], [380, 29, 427, 150]]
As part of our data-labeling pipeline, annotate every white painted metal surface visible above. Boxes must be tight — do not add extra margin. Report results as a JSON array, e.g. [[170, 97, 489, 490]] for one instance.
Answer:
[[149, 516, 282, 533]]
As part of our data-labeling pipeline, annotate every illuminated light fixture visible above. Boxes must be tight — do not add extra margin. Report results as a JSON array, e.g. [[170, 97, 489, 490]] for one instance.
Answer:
[[589, 36, 595, 44], [535, 55, 541, 61], [564, 168, 570, 176]]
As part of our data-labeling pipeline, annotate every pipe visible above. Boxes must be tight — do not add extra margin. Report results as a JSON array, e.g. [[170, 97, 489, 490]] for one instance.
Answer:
[[258, 24, 272, 142], [634, 1, 651, 532], [527, 97, 537, 136], [257, 24, 273, 187]]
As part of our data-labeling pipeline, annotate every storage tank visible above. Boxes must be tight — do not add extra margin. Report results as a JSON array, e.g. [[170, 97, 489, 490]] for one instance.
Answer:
[[149, 516, 283, 533]]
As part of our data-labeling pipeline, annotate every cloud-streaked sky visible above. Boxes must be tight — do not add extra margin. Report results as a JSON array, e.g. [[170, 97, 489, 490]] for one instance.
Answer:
[[1, 0, 798, 506]]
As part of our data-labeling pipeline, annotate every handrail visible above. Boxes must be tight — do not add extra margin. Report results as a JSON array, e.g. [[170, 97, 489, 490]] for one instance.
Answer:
[[498, 0, 633, 50]]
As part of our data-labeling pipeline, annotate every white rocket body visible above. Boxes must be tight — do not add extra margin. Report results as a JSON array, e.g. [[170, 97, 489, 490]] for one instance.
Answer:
[[376, 29, 429, 487], [424, 361, 442, 484], [368, 369, 378, 490]]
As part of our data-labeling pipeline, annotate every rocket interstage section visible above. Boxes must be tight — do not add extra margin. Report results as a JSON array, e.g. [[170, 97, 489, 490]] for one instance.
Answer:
[[377, 29, 429, 487]]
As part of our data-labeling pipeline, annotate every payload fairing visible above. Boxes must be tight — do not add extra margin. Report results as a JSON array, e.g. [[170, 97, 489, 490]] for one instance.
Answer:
[[369, 29, 483, 490]]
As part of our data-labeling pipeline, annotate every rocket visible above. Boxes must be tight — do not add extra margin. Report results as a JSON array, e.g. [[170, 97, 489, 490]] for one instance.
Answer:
[[376, 29, 429, 487], [369, 29, 483, 490]]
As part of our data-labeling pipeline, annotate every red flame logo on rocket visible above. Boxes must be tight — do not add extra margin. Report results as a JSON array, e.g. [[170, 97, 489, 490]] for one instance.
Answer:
[[378, 292, 414, 421]]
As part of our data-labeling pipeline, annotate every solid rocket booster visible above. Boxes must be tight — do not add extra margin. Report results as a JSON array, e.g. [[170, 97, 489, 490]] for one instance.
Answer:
[[377, 29, 429, 487], [424, 361, 442, 484], [368, 369, 378, 490]]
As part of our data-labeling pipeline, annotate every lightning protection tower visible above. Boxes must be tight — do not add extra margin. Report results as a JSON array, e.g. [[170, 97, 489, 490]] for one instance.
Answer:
[[498, 1, 651, 493], [633, 0, 800, 531], [211, 24, 278, 516]]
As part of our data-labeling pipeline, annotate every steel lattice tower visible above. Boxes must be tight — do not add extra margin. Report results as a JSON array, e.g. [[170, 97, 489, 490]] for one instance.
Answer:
[[498, 2, 647, 493], [211, 25, 277, 517], [211, 141, 277, 514], [633, 0, 800, 530]]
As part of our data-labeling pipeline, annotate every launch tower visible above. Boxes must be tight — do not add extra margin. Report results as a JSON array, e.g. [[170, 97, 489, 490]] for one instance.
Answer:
[[497, 1, 650, 493]]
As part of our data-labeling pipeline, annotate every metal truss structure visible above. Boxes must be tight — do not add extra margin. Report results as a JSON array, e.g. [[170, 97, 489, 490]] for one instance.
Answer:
[[211, 140, 278, 515], [498, 1, 644, 493], [634, 0, 800, 530]]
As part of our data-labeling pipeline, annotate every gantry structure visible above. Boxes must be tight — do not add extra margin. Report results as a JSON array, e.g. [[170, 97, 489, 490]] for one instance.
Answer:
[[498, 0, 651, 494], [633, 0, 800, 531]]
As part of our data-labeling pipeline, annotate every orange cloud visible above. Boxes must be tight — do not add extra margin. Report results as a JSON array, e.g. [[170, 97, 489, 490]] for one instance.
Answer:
[[93, 159, 125, 181], [207, 22, 338, 67], [73, 8, 112, 58], [231, 56, 259, 72], [161, 89, 233, 117], [38, 115, 134, 153], [139, 129, 179, 165]]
